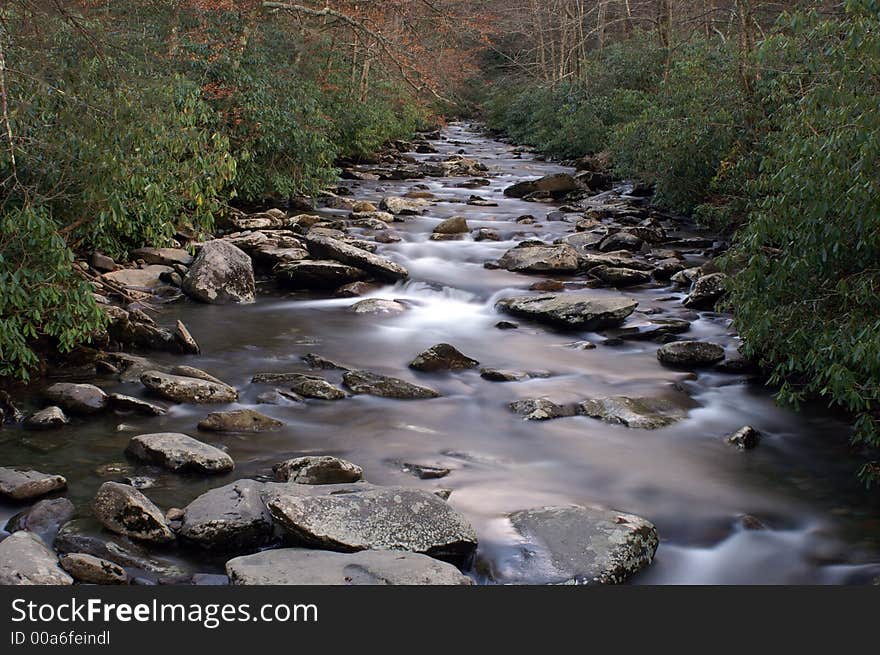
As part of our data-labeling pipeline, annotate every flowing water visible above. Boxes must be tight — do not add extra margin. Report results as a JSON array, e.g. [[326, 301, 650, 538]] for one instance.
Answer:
[[3, 123, 880, 584]]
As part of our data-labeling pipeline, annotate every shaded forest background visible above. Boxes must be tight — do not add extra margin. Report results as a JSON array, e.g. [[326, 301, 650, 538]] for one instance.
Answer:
[[1, 1, 878, 480]]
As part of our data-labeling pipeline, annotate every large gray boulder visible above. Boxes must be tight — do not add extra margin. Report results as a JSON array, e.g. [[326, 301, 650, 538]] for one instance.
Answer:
[[92, 482, 175, 544], [496, 293, 637, 330], [342, 370, 440, 399], [274, 456, 364, 485], [179, 480, 274, 552], [126, 433, 234, 474], [140, 370, 238, 404], [0, 531, 73, 585], [0, 467, 67, 501], [304, 233, 408, 282], [182, 240, 255, 304], [495, 505, 658, 584], [44, 382, 108, 415], [227, 548, 472, 585], [497, 244, 580, 274], [265, 486, 478, 564]]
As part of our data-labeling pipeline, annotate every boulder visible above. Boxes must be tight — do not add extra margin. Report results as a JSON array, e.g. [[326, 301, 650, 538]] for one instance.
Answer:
[[433, 216, 469, 235], [496, 505, 658, 584], [496, 293, 637, 330], [504, 173, 582, 198], [577, 395, 691, 429], [265, 486, 477, 564], [130, 247, 193, 267], [281, 375, 346, 401], [126, 433, 234, 474], [102, 265, 174, 291], [599, 232, 644, 252], [274, 456, 364, 485], [24, 406, 69, 431], [0, 531, 73, 585], [109, 394, 167, 416], [60, 553, 128, 585], [590, 265, 652, 287], [304, 233, 408, 282], [92, 482, 175, 544], [480, 369, 530, 382], [349, 299, 408, 315], [197, 409, 284, 432], [182, 240, 255, 304], [380, 196, 429, 215], [227, 548, 472, 586], [683, 272, 728, 310], [179, 480, 274, 552], [728, 425, 760, 450], [275, 260, 368, 290], [509, 398, 575, 421], [44, 382, 108, 415], [497, 244, 580, 274], [342, 370, 440, 399], [140, 370, 238, 404], [409, 343, 480, 372], [4, 498, 75, 544], [0, 467, 67, 501], [657, 341, 725, 368]]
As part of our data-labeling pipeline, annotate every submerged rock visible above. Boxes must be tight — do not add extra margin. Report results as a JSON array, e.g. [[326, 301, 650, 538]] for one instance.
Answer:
[[126, 433, 234, 474], [140, 370, 238, 404], [44, 382, 108, 415], [0, 467, 67, 501], [182, 240, 255, 304], [0, 531, 73, 585], [197, 409, 285, 432], [274, 456, 364, 485], [265, 486, 477, 564], [179, 480, 274, 552], [342, 370, 440, 399], [227, 548, 472, 585], [92, 482, 175, 544], [577, 395, 691, 429], [497, 293, 638, 330], [657, 341, 725, 368], [409, 343, 480, 372], [495, 505, 658, 584]]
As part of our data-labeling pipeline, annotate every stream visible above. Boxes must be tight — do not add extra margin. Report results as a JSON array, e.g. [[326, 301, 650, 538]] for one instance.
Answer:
[[3, 122, 880, 584]]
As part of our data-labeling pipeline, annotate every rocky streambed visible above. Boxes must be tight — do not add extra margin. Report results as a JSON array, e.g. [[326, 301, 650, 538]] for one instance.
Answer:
[[1, 123, 879, 585]]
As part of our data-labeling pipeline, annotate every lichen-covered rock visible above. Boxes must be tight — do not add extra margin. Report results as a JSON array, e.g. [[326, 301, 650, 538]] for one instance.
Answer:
[[126, 433, 234, 474], [227, 548, 472, 585], [494, 505, 658, 584], [140, 370, 238, 404], [265, 486, 477, 565], [409, 344, 479, 372], [179, 480, 274, 552], [577, 395, 691, 429], [683, 272, 728, 310], [197, 409, 285, 432], [92, 482, 174, 544], [657, 341, 725, 368], [60, 553, 128, 585], [273, 456, 364, 485], [497, 293, 637, 330], [44, 382, 108, 415], [0, 467, 67, 501], [182, 240, 255, 304], [24, 406, 69, 430], [0, 531, 73, 585], [497, 244, 580, 274], [343, 370, 440, 399]]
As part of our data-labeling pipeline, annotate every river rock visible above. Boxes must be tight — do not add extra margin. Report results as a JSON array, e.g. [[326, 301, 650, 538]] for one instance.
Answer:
[[728, 425, 760, 450], [504, 173, 582, 198], [265, 486, 478, 564], [182, 240, 255, 304], [599, 232, 644, 252], [590, 265, 652, 287], [4, 498, 75, 545], [497, 505, 658, 584], [92, 482, 175, 544], [657, 341, 725, 368], [60, 553, 128, 585], [0, 467, 67, 501], [349, 298, 408, 315], [304, 233, 408, 282], [103, 265, 174, 291], [126, 433, 234, 474], [140, 370, 238, 404], [509, 398, 576, 421], [577, 395, 690, 429], [497, 244, 580, 274], [109, 394, 167, 416], [168, 365, 226, 385], [342, 370, 440, 399], [131, 247, 193, 267], [480, 369, 530, 382], [433, 216, 469, 235], [0, 531, 73, 585], [179, 480, 274, 552], [44, 382, 108, 415], [380, 196, 429, 215], [474, 227, 501, 241], [274, 456, 364, 485], [227, 548, 472, 585], [198, 409, 285, 432], [24, 406, 69, 430], [497, 293, 638, 330], [281, 375, 346, 401], [275, 260, 368, 290], [409, 344, 479, 372], [683, 272, 728, 310]]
